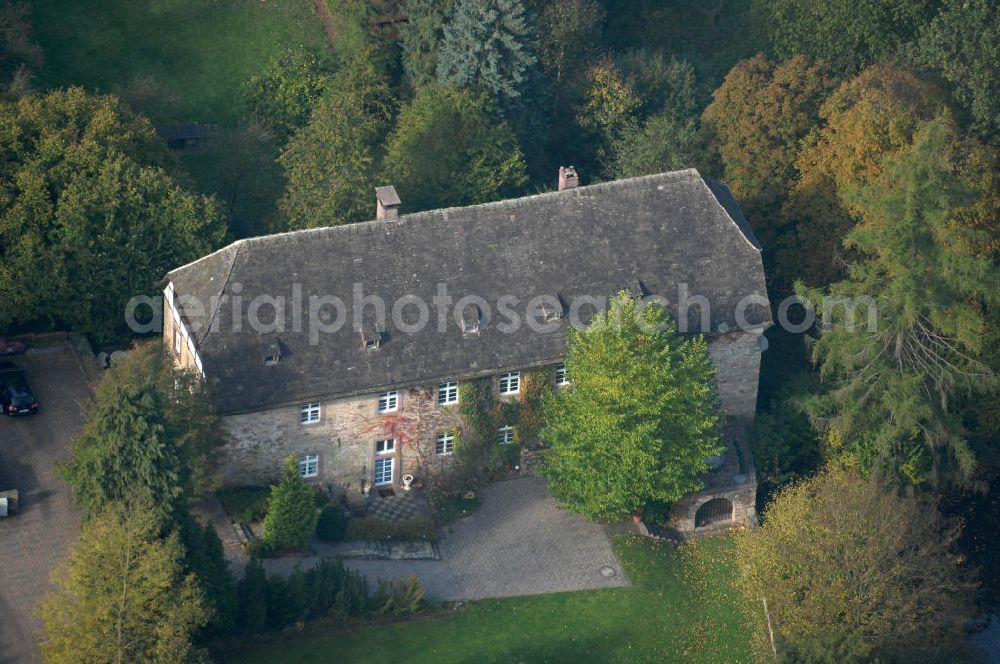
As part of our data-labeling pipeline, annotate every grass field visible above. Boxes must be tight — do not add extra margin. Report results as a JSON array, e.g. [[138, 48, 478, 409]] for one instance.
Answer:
[[30, 0, 327, 125], [215, 536, 764, 664]]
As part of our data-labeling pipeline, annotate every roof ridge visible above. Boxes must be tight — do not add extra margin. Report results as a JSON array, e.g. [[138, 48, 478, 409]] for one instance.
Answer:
[[205, 168, 705, 253], [195, 242, 242, 346]]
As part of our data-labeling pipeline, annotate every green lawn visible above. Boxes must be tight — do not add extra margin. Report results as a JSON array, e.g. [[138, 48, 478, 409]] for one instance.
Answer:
[[216, 536, 764, 664], [30, 0, 327, 125]]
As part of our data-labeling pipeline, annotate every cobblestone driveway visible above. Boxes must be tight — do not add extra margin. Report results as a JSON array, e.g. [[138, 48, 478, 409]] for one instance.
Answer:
[[0, 349, 87, 664], [266, 477, 630, 600]]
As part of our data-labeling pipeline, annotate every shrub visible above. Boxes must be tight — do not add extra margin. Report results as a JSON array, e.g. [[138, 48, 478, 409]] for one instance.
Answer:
[[217, 486, 270, 524], [236, 559, 268, 634], [263, 457, 319, 550], [375, 575, 424, 616], [344, 517, 434, 541], [431, 491, 481, 523], [316, 505, 350, 542]]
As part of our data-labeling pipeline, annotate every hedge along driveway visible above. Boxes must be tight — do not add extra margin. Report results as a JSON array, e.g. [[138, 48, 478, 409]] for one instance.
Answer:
[[262, 477, 629, 601]]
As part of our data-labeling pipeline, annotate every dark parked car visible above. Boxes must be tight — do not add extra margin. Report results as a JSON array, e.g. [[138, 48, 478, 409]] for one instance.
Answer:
[[0, 362, 37, 415]]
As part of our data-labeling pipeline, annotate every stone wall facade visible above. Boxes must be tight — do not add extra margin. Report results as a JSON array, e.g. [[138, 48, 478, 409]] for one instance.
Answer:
[[209, 330, 764, 504], [708, 329, 765, 420]]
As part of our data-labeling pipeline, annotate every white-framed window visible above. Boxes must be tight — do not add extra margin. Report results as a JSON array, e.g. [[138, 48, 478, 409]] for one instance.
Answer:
[[377, 390, 398, 413], [298, 454, 319, 478], [497, 425, 515, 445], [438, 381, 458, 406], [300, 402, 321, 425], [374, 457, 394, 486], [499, 371, 520, 395], [173, 329, 182, 355], [555, 364, 569, 386], [436, 432, 455, 456], [375, 438, 395, 454]]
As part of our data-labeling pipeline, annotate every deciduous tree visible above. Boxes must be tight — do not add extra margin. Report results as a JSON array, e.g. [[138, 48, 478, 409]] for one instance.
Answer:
[[912, 0, 1000, 143], [0, 88, 226, 342], [738, 468, 975, 662], [38, 500, 208, 664], [539, 293, 722, 521], [277, 53, 394, 229], [381, 84, 527, 211], [755, 0, 938, 76], [244, 47, 336, 139], [701, 54, 835, 243]]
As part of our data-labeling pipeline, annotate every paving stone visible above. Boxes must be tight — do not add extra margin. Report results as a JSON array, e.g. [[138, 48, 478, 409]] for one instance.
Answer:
[[262, 477, 629, 601], [0, 349, 88, 663]]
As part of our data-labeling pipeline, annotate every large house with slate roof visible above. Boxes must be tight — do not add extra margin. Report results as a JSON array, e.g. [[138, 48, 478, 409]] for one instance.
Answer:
[[163, 168, 771, 532]]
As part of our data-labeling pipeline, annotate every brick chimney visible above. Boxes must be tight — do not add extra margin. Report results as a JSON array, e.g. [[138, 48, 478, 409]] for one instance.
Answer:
[[375, 185, 401, 221], [558, 166, 579, 191]]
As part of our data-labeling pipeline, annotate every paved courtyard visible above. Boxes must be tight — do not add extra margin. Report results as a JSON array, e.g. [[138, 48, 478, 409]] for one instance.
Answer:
[[265, 476, 630, 600], [0, 349, 88, 664]]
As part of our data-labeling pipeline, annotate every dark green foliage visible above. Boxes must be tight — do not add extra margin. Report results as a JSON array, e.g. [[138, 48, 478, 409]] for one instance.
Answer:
[[536, 0, 605, 86], [400, 0, 456, 90], [430, 491, 481, 523], [540, 293, 723, 520], [244, 48, 336, 138], [801, 120, 1000, 487], [615, 50, 697, 120], [236, 559, 269, 635], [609, 114, 701, 179], [178, 512, 238, 636], [382, 84, 527, 211], [62, 343, 225, 520], [756, 0, 938, 76], [315, 505, 349, 542], [217, 486, 270, 524], [749, 375, 823, 494], [375, 575, 424, 616], [0, 88, 226, 342], [343, 517, 434, 541], [436, 0, 538, 106], [0, 3, 42, 95], [277, 52, 394, 229], [62, 382, 181, 520], [236, 558, 369, 634], [262, 457, 319, 549], [912, 0, 1000, 142]]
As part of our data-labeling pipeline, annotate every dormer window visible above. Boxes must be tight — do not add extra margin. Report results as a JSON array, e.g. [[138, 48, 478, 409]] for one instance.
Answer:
[[263, 343, 281, 366], [462, 306, 482, 336], [555, 364, 569, 386], [541, 303, 562, 322], [359, 327, 382, 351]]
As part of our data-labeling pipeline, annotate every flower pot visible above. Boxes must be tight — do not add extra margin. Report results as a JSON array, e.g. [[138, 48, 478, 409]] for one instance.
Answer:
[[402, 474, 414, 491]]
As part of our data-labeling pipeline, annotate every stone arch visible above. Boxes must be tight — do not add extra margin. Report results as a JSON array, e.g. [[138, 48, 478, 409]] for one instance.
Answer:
[[695, 497, 734, 528]]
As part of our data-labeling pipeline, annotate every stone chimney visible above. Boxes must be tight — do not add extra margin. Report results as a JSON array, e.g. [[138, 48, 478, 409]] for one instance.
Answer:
[[558, 166, 579, 191], [375, 185, 401, 221]]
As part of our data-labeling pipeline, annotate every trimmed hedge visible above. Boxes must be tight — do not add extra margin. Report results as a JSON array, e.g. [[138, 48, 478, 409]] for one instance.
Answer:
[[217, 486, 270, 524]]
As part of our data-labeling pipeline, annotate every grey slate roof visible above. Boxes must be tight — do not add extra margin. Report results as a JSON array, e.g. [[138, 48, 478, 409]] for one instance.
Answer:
[[167, 169, 770, 414]]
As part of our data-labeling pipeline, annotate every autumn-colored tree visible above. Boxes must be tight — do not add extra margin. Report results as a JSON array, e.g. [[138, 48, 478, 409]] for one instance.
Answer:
[[738, 468, 975, 662], [575, 60, 641, 174], [801, 121, 1000, 487], [381, 84, 527, 211], [38, 499, 208, 664], [777, 64, 950, 285], [701, 54, 835, 245]]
